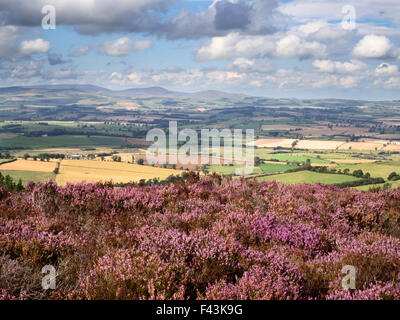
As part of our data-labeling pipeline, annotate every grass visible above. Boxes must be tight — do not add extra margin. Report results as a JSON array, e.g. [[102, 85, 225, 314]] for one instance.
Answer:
[[56, 160, 184, 185], [267, 153, 331, 164], [355, 180, 400, 191], [0, 135, 128, 149], [0, 170, 54, 184], [338, 161, 400, 179], [207, 165, 262, 175], [257, 171, 362, 185], [258, 163, 300, 174]]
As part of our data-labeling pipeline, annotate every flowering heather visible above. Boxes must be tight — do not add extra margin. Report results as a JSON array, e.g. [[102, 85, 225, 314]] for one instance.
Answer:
[[1, 173, 400, 300]]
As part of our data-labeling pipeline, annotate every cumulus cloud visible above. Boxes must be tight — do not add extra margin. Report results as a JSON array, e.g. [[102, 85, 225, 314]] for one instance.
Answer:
[[19, 38, 51, 55], [0, 0, 175, 34], [100, 38, 152, 56], [353, 35, 394, 59], [375, 62, 398, 75], [11, 59, 44, 78], [0, 0, 278, 38], [161, 0, 278, 39], [339, 76, 358, 88], [294, 20, 347, 41], [275, 35, 326, 59], [313, 59, 366, 73], [196, 33, 274, 60], [196, 32, 325, 61]]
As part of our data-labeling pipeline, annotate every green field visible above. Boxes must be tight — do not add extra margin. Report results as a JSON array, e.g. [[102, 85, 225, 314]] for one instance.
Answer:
[[338, 161, 400, 179], [259, 163, 300, 174], [257, 171, 362, 185], [267, 153, 331, 164], [207, 165, 263, 175], [355, 180, 400, 191], [0, 135, 128, 149], [0, 170, 55, 184]]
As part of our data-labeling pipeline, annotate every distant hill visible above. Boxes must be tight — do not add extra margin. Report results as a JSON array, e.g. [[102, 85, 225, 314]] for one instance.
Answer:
[[0, 84, 248, 100]]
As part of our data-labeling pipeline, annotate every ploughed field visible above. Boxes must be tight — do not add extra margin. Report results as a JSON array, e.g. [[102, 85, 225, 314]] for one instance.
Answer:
[[1, 173, 400, 300]]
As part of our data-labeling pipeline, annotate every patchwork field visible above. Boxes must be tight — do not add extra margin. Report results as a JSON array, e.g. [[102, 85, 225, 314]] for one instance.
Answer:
[[261, 124, 369, 137], [252, 138, 400, 151], [266, 153, 331, 164], [0, 135, 129, 149], [56, 160, 184, 185], [257, 171, 362, 185], [338, 161, 400, 179]]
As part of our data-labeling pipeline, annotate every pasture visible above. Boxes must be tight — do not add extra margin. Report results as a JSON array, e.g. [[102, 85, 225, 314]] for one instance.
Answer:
[[266, 153, 331, 164], [207, 165, 263, 175], [338, 161, 400, 179], [257, 171, 362, 185], [258, 163, 300, 173], [0, 170, 54, 184]]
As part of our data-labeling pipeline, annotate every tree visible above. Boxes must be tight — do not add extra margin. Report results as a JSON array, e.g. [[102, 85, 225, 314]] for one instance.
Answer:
[[353, 169, 364, 178], [23, 153, 30, 160], [388, 172, 398, 181], [254, 156, 264, 166]]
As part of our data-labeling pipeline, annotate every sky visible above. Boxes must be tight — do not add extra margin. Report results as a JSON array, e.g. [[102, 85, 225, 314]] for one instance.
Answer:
[[1, 0, 400, 100]]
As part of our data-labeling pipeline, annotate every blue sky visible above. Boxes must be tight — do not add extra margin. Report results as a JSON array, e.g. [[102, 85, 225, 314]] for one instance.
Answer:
[[1, 0, 400, 100]]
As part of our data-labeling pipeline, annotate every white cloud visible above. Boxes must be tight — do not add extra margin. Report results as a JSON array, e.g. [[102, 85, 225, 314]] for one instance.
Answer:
[[196, 32, 325, 61], [340, 76, 357, 88], [375, 63, 398, 75], [19, 38, 50, 55], [196, 33, 275, 60], [313, 59, 366, 73], [353, 35, 393, 59], [101, 37, 152, 56], [275, 35, 326, 59]]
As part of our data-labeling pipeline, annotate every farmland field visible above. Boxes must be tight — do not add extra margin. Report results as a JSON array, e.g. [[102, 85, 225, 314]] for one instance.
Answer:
[[258, 163, 300, 173], [207, 165, 263, 175], [266, 153, 331, 164], [252, 138, 400, 151], [0, 159, 57, 172], [338, 161, 400, 179], [0, 135, 129, 149], [56, 160, 183, 185], [257, 171, 362, 185], [0, 170, 54, 184]]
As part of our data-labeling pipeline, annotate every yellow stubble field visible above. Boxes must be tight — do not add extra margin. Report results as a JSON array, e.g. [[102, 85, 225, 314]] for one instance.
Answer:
[[55, 160, 184, 185], [0, 159, 57, 172]]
